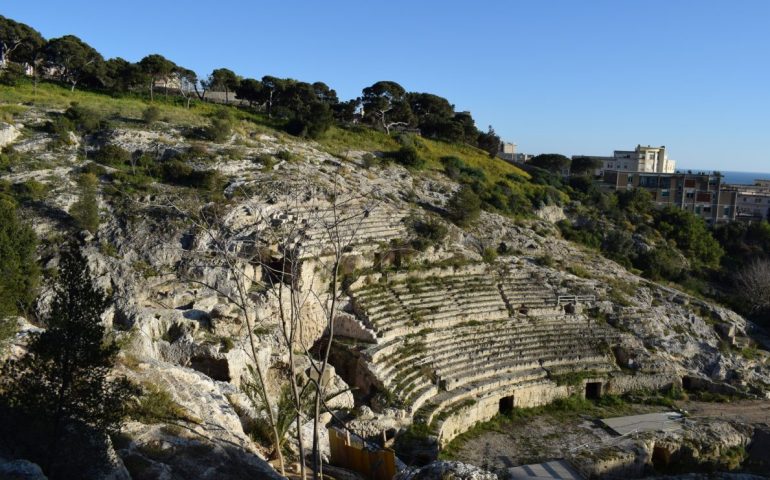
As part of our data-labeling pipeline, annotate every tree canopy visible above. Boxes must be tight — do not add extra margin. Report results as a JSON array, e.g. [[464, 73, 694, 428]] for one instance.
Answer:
[[1, 247, 131, 478], [0, 15, 44, 65], [205, 67, 240, 103], [138, 53, 176, 100], [570, 156, 603, 176], [0, 199, 39, 321], [42, 35, 104, 91], [529, 153, 571, 173]]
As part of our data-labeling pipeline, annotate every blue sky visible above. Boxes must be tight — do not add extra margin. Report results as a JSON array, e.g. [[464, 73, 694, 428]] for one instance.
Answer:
[[4, 1, 770, 172]]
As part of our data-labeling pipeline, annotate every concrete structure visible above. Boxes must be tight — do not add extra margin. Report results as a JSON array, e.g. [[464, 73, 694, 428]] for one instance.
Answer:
[[723, 179, 770, 221], [331, 262, 675, 449], [734, 190, 770, 221], [603, 171, 737, 224], [508, 460, 583, 480], [601, 412, 683, 436], [498, 142, 517, 162], [576, 145, 676, 176]]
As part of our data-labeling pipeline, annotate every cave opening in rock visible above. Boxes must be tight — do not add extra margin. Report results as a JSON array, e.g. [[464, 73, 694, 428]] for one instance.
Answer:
[[585, 382, 602, 400], [190, 356, 231, 382], [499, 395, 514, 415], [652, 445, 672, 470]]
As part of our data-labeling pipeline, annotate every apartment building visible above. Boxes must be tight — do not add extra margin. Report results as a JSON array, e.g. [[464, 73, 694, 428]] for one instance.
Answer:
[[603, 171, 736, 224], [575, 145, 676, 175]]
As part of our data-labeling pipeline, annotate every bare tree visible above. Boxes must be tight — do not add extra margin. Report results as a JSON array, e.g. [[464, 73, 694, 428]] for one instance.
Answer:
[[150, 175, 375, 479], [735, 259, 770, 313]]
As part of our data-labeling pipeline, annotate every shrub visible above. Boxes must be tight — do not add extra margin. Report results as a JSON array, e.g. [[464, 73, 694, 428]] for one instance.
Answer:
[[482, 247, 498, 264], [255, 154, 275, 170], [69, 173, 100, 234], [80, 162, 107, 176], [128, 384, 198, 424], [410, 217, 448, 251], [394, 145, 424, 169], [161, 160, 221, 191], [63, 102, 105, 133], [93, 144, 131, 166], [275, 150, 295, 162], [0, 199, 39, 320], [445, 185, 481, 227], [0, 147, 22, 170], [203, 110, 233, 143], [142, 106, 161, 124], [11, 180, 47, 203], [361, 153, 378, 169], [285, 102, 333, 139]]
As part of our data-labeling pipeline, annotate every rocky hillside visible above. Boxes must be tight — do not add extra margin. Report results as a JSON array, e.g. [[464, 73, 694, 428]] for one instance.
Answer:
[[1, 84, 769, 479]]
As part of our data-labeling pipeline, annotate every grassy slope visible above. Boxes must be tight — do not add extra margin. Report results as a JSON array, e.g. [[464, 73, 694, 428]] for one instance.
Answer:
[[1, 80, 530, 190]]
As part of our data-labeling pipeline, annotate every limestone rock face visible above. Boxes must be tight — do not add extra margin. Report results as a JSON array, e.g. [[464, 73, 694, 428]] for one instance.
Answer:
[[396, 461, 497, 480], [535, 205, 567, 223], [0, 122, 20, 147], [0, 458, 47, 480], [116, 422, 284, 480]]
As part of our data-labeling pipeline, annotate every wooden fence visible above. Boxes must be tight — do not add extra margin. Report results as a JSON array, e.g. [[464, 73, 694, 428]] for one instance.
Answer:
[[328, 428, 396, 480]]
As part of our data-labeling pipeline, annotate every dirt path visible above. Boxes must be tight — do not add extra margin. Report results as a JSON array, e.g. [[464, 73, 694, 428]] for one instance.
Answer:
[[681, 399, 770, 424]]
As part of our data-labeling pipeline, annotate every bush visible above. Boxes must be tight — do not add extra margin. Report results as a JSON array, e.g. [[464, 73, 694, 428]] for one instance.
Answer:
[[12, 179, 47, 203], [482, 247, 498, 264], [285, 102, 333, 139], [394, 145, 425, 169], [275, 150, 295, 162], [0, 147, 22, 170], [410, 217, 448, 251], [69, 173, 100, 234], [142, 106, 161, 124], [255, 154, 275, 170], [638, 245, 686, 281], [203, 110, 233, 143], [445, 185, 481, 227], [161, 160, 221, 191], [361, 153, 378, 169], [128, 384, 197, 424], [63, 102, 105, 133], [93, 144, 131, 166], [0, 199, 39, 320]]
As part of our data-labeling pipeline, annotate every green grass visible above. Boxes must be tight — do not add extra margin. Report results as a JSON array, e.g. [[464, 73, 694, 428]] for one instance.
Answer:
[[439, 394, 632, 459], [0, 81, 213, 126]]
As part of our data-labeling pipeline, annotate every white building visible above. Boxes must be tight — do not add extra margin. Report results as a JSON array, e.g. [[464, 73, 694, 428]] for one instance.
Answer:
[[498, 142, 517, 162], [606, 145, 675, 173], [576, 145, 676, 175]]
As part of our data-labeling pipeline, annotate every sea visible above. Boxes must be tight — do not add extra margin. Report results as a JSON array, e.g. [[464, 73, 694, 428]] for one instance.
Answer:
[[676, 170, 770, 185]]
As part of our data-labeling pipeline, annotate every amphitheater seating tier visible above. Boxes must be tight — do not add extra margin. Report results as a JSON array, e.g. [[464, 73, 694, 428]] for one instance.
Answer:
[[347, 266, 619, 421]]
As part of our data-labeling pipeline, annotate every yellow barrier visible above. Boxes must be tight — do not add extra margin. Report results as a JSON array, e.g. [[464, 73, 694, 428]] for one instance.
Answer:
[[328, 428, 397, 480]]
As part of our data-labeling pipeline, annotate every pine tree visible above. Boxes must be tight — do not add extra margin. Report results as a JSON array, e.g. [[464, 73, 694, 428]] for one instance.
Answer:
[[69, 173, 100, 234], [0, 246, 132, 479]]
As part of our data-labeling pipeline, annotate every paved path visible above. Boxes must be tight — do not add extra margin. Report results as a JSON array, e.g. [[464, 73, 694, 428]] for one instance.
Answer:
[[509, 459, 582, 480], [601, 411, 683, 436]]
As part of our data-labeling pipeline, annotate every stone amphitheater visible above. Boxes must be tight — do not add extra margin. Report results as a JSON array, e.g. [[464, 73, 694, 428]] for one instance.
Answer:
[[5, 104, 769, 477], [338, 263, 625, 447]]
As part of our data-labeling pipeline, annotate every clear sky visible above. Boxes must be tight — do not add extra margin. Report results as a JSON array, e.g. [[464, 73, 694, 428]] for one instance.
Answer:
[[4, 1, 770, 172]]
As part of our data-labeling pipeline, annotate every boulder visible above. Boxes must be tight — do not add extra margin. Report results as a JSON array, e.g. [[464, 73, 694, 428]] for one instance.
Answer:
[[396, 461, 497, 480], [0, 458, 47, 480], [0, 122, 20, 147]]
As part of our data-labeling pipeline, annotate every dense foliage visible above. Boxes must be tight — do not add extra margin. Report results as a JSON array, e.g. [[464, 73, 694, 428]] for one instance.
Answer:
[[0, 248, 132, 479], [0, 15, 503, 148], [0, 199, 39, 323]]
